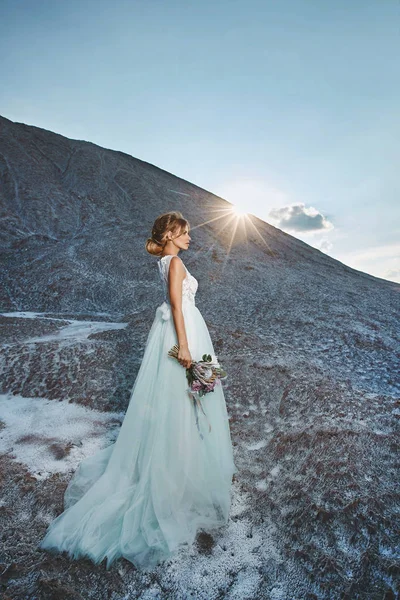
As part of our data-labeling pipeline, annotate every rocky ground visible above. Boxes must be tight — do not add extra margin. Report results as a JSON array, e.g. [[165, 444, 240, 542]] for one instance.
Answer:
[[0, 305, 398, 599]]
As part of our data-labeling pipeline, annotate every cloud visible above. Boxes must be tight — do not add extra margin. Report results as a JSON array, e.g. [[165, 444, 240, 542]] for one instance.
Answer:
[[268, 203, 334, 233]]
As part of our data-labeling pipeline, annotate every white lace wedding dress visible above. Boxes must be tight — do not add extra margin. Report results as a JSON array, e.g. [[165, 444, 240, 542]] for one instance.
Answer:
[[39, 254, 238, 570]]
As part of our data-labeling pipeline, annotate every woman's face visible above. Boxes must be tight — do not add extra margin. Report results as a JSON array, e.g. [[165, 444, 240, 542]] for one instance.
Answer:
[[174, 226, 191, 250]]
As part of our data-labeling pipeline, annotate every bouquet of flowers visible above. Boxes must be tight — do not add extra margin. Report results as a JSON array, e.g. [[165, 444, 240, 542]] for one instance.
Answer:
[[168, 344, 228, 440]]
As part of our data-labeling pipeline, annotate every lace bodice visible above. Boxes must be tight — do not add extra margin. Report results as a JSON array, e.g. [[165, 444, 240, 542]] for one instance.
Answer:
[[157, 255, 198, 305]]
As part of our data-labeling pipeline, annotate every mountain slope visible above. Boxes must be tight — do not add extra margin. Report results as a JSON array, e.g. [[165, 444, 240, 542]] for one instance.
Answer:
[[0, 115, 399, 599]]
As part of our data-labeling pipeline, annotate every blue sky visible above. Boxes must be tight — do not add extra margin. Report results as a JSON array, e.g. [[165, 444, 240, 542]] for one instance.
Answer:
[[1, 0, 399, 282]]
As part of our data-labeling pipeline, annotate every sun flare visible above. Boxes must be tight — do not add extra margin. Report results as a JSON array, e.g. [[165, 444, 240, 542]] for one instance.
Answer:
[[230, 203, 247, 217], [188, 182, 276, 264]]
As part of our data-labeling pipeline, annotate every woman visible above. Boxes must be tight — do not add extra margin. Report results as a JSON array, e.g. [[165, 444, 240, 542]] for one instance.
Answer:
[[39, 210, 238, 570]]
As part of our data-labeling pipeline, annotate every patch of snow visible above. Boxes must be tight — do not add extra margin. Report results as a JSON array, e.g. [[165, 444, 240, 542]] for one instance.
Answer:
[[1, 311, 128, 346], [256, 479, 268, 491], [246, 439, 267, 451], [25, 319, 128, 344], [0, 392, 124, 479], [270, 466, 280, 477], [158, 518, 267, 600], [230, 484, 251, 517], [269, 586, 287, 600], [1, 311, 47, 319]]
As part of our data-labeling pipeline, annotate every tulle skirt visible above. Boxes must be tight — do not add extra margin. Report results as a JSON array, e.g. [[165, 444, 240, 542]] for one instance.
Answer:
[[38, 300, 238, 570]]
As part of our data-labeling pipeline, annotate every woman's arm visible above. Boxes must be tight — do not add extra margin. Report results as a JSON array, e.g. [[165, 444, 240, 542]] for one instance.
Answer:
[[168, 256, 192, 369]]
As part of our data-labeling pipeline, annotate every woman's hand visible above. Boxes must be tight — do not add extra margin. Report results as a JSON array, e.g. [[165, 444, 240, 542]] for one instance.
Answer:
[[178, 344, 192, 369]]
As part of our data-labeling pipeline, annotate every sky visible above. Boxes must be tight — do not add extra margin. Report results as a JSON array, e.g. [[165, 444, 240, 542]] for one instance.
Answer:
[[1, 0, 399, 282]]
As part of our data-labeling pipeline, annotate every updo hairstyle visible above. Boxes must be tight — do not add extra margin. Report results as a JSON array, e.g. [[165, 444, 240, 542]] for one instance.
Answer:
[[145, 211, 190, 257]]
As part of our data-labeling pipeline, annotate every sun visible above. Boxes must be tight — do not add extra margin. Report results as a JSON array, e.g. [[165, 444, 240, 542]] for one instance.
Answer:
[[230, 203, 247, 217]]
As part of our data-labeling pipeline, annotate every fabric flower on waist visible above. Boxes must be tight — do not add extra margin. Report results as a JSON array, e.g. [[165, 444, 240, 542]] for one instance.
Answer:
[[158, 301, 171, 321]]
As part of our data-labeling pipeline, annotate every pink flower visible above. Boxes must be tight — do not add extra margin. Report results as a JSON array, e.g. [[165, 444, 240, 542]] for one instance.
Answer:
[[191, 380, 203, 391]]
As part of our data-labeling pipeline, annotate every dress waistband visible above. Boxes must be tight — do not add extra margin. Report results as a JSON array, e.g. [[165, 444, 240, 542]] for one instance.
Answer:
[[156, 300, 195, 321]]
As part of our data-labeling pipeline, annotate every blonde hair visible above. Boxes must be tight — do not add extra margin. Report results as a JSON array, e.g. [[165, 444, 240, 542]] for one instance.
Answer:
[[145, 211, 190, 257]]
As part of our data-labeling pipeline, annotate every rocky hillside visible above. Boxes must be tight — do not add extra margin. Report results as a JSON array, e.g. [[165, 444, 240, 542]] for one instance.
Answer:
[[0, 115, 399, 599]]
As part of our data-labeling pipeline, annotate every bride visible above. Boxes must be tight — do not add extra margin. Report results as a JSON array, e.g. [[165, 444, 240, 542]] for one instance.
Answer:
[[39, 210, 238, 570]]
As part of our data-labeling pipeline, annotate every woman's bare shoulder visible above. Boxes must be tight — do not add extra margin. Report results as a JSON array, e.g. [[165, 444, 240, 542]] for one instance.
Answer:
[[168, 255, 185, 276]]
